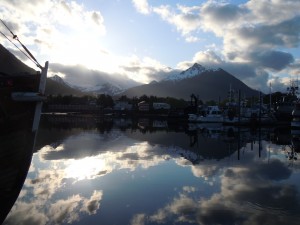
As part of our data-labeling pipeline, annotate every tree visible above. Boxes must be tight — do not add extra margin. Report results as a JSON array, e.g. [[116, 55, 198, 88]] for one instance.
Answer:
[[97, 94, 114, 107]]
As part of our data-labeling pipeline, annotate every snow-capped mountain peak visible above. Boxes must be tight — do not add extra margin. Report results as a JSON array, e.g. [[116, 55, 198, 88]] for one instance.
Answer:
[[50, 74, 65, 84], [76, 82, 124, 95], [164, 63, 219, 81], [49, 75, 124, 96]]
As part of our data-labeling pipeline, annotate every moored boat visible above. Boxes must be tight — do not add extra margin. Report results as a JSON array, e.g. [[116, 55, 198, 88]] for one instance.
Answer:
[[275, 79, 298, 121], [0, 19, 48, 223], [0, 18, 48, 132], [188, 105, 223, 123], [188, 103, 276, 126]]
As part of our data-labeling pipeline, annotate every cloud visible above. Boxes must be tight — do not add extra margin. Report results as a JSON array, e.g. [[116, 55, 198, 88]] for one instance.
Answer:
[[153, 4, 202, 36], [145, 0, 300, 91], [13, 191, 102, 225], [245, 0, 300, 25], [49, 195, 82, 224], [0, 0, 106, 69], [249, 50, 294, 71], [81, 190, 103, 215], [132, 0, 151, 15], [9, 163, 104, 225], [131, 213, 146, 225], [4, 202, 49, 225], [2, 0, 300, 96], [289, 59, 300, 76], [50, 63, 140, 88], [200, 1, 245, 34], [27, 166, 66, 200], [132, 159, 299, 225], [119, 56, 178, 83]]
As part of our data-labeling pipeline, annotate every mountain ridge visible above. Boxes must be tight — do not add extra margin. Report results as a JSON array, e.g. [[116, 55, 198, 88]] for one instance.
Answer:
[[120, 66, 261, 101], [0, 44, 261, 100], [164, 63, 220, 81]]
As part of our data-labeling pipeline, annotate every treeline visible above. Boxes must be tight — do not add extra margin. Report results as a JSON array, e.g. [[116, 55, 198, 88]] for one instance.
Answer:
[[45, 94, 189, 109], [45, 91, 289, 109]]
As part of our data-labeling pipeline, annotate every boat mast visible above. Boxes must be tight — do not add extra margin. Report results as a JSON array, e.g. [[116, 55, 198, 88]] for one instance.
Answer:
[[270, 82, 272, 112]]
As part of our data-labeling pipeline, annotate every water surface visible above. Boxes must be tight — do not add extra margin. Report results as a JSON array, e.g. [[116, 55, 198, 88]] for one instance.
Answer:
[[4, 116, 300, 225]]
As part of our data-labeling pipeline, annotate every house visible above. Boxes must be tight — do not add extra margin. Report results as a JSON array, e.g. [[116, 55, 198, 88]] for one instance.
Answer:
[[138, 101, 150, 111]]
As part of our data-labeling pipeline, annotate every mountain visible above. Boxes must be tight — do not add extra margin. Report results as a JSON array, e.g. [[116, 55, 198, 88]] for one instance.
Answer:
[[0, 44, 85, 96], [120, 63, 260, 102], [49, 75, 124, 96], [73, 82, 124, 96], [0, 44, 36, 74], [1, 44, 260, 100], [47, 75, 85, 96], [164, 63, 218, 81]]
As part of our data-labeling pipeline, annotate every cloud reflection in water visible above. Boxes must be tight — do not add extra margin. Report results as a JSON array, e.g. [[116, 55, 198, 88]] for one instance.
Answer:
[[4, 127, 300, 225]]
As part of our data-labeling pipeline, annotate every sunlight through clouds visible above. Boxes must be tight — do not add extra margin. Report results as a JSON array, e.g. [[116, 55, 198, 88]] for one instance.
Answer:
[[65, 157, 109, 181], [1, 0, 300, 99]]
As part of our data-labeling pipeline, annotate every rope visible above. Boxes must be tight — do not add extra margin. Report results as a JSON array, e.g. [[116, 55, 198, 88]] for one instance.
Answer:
[[0, 30, 40, 68], [0, 18, 42, 69]]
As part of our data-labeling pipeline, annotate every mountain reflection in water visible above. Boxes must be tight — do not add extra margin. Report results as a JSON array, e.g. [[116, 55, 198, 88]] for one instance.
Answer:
[[3, 115, 300, 225]]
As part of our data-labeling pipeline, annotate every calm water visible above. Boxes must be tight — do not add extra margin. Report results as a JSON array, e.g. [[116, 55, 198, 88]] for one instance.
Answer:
[[3, 115, 300, 225]]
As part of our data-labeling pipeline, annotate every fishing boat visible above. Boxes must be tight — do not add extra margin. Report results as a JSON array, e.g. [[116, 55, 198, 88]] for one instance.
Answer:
[[188, 103, 276, 126], [188, 105, 223, 123], [0, 18, 48, 132], [0, 117, 40, 224], [275, 79, 299, 121], [0, 19, 48, 223]]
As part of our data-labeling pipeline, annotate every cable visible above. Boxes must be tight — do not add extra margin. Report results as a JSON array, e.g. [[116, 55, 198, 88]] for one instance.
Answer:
[[0, 30, 40, 68], [0, 18, 42, 69]]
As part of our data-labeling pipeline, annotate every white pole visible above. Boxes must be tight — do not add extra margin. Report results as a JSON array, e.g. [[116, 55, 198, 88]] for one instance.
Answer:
[[32, 61, 48, 131]]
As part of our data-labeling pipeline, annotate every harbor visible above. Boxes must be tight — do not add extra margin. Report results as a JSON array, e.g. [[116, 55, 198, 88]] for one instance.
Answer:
[[1, 0, 300, 224], [3, 115, 300, 225]]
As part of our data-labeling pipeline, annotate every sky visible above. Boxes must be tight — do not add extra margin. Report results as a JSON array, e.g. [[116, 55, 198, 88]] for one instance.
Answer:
[[1, 0, 300, 93]]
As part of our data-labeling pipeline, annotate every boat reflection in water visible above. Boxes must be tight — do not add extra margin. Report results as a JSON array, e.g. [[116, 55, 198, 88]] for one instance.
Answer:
[[4, 115, 300, 225], [0, 108, 40, 224]]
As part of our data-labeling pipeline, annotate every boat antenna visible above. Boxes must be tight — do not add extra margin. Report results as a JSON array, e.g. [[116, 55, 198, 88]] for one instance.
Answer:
[[0, 18, 42, 69]]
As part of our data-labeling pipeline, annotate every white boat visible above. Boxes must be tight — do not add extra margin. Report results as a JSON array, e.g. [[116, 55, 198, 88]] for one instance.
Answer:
[[189, 104, 276, 126], [188, 105, 223, 123]]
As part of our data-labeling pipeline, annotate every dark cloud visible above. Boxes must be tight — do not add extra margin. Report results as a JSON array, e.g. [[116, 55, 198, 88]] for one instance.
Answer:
[[0, 19, 20, 34], [225, 159, 292, 181], [176, 2, 300, 92], [220, 62, 257, 80], [117, 152, 140, 161], [146, 158, 299, 225], [201, 2, 244, 23], [237, 16, 300, 48], [50, 63, 140, 88], [249, 50, 294, 71], [91, 11, 103, 26]]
